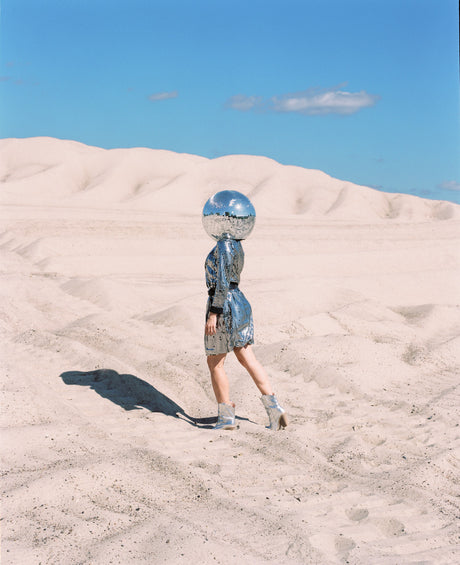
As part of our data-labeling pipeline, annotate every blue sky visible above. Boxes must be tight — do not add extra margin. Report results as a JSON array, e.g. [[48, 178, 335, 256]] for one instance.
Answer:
[[1, 0, 459, 203]]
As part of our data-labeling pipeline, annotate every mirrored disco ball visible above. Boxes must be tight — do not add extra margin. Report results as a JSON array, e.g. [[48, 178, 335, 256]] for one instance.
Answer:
[[202, 190, 256, 241]]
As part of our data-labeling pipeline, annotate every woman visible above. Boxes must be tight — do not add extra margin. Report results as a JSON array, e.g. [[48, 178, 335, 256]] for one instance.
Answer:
[[203, 190, 288, 431]]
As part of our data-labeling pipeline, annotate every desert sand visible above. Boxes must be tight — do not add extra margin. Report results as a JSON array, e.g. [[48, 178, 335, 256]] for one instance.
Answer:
[[1, 137, 459, 564]]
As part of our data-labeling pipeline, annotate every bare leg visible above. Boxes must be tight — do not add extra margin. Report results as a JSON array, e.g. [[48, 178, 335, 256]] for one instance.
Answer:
[[234, 345, 273, 396], [207, 353, 231, 404]]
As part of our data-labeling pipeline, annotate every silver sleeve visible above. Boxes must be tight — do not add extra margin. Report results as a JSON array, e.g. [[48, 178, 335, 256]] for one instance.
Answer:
[[210, 240, 233, 312]]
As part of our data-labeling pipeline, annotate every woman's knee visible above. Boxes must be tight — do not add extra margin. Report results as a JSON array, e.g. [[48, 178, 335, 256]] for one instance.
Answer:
[[207, 353, 226, 370], [234, 346, 253, 368]]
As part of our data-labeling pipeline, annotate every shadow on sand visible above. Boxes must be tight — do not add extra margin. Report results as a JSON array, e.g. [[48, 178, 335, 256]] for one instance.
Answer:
[[60, 369, 218, 428]]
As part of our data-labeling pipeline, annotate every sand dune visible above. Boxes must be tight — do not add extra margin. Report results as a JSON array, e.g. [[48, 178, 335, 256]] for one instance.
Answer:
[[1, 137, 459, 564], [1, 137, 458, 221]]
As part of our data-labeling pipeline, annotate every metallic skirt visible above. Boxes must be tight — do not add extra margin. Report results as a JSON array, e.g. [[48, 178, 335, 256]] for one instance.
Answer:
[[204, 287, 254, 356]]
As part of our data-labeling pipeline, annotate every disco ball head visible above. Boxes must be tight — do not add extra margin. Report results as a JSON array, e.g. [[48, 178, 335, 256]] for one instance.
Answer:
[[202, 190, 256, 241]]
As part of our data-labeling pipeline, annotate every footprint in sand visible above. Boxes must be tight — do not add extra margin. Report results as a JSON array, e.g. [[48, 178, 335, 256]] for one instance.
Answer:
[[335, 535, 356, 557], [345, 507, 369, 521], [375, 517, 406, 536]]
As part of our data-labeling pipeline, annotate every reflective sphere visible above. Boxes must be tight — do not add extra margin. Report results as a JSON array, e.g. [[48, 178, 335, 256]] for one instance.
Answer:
[[202, 190, 256, 241]]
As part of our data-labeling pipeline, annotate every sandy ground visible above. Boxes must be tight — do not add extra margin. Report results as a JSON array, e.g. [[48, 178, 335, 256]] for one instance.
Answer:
[[1, 138, 460, 564]]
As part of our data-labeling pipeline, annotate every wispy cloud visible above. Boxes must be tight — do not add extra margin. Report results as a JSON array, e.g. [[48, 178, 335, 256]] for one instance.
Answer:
[[437, 180, 460, 192], [272, 87, 379, 115], [225, 94, 263, 111], [0, 76, 11, 82], [225, 86, 379, 116], [148, 90, 178, 102]]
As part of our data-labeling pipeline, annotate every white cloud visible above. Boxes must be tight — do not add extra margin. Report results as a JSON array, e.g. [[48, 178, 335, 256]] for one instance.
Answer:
[[271, 87, 379, 115], [437, 180, 460, 192], [148, 90, 178, 102], [226, 86, 379, 116], [225, 94, 263, 111]]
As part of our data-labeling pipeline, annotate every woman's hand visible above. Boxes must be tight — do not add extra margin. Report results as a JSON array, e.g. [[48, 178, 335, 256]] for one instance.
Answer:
[[205, 312, 218, 336]]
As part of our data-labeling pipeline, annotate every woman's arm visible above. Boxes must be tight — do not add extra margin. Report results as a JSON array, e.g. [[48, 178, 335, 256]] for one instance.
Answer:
[[209, 240, 233, 314]]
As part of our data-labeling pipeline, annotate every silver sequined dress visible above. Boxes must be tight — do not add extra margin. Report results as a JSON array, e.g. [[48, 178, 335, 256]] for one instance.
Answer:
[[204, 239, 254, 356]]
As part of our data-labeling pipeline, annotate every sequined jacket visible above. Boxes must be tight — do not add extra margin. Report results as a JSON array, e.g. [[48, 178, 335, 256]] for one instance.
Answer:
[[205, 239, 244, 314]]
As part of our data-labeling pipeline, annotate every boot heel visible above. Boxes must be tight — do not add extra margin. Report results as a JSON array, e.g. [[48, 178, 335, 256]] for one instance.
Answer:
[[221, 422, 236, 430], [278, 413, 288, 430]]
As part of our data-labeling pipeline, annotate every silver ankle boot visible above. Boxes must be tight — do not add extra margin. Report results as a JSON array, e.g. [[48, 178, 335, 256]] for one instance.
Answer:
[[261, 394, 288, 430], [214, 402, 236, 430]]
